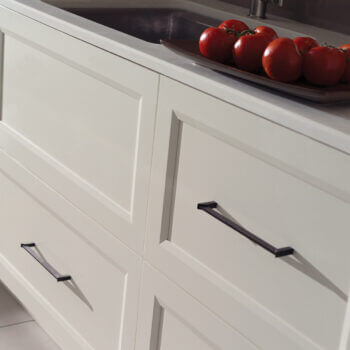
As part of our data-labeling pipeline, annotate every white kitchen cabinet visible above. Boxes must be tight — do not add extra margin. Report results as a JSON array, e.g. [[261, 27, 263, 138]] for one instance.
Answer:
[[145, 76, 350, 350], [0, 4, 349, 350], [0, 7, 159, 253], [0, 149, 142, 350], [136, 263, 258, 350]]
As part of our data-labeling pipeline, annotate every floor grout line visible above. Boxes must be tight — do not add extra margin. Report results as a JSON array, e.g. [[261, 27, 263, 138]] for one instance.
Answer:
[[0, 319, 35, 330]]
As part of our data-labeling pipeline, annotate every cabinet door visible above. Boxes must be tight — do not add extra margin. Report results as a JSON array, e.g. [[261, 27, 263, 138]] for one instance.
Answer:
[[0, 149, 142, 350], [145, 76, 350, 350], [0, 7, 159, 253], [136, 264, 258, 350]]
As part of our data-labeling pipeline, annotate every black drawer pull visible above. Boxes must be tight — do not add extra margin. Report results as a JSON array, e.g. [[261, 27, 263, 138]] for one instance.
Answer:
[[21, 243, 72, 282], [197, 202, 294, 258]]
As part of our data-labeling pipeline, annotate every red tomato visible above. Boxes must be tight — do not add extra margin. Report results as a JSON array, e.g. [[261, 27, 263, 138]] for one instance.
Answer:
[[303, 46, 346, 86], [219, 19, 249, 33], [199, 27, 237, 63], [233, 31, 274, 72], [254, 26, 278, 42], [293, 37, 318, 55], [263, 38, 302, 82], [340, 44, 350, 83]]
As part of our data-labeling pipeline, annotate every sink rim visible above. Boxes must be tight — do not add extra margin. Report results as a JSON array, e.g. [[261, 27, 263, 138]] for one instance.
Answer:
[[54, 7, 220, 44]]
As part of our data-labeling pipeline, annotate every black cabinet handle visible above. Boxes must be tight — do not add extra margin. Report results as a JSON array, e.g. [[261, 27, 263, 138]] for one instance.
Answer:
[[21, 243, 72, 282], [197, 202, 294, 258]]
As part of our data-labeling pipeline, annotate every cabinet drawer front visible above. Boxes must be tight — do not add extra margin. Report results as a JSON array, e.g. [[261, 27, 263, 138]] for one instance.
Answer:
[[171, 122, 348, 347], [0, 151, 141, 350], [146, 77, 350, 350], [136, 264, 258, 350], [0, 8, 159, 252]]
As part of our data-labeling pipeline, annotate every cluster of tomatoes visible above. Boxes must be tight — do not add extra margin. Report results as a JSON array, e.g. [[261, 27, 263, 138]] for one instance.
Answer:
[[199, 19, 350, 86]]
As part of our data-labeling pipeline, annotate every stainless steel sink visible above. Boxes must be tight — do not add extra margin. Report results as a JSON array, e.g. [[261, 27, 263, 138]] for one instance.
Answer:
[[63, 8, 219, 44]]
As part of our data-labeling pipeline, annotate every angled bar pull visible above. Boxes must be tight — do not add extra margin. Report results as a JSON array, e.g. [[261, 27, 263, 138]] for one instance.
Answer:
[[21, 243, 72, 282], [197, 202, 294, 258]]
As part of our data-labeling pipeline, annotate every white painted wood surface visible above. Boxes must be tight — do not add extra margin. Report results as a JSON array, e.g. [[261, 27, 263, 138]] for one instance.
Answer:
[[0, 5, 349, 350], [136, 263, 259, 350], [170, 122, 347, 347], [0, 150, 142, 350], [145, 76, 350, 350], [0, 7, 159, 253]]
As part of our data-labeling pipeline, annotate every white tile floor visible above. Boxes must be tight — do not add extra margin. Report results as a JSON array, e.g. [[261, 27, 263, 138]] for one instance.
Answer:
[[0, 282, 60, 350]]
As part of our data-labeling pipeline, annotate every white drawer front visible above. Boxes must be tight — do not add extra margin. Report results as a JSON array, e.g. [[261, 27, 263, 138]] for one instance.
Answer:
[[136, 264, 258, 350], [0, 7, 159, 252], [0, 151, 141, 350], [171, 122, 348, 347], [3, 34, 139, 212], [146, 77, 350, 350]]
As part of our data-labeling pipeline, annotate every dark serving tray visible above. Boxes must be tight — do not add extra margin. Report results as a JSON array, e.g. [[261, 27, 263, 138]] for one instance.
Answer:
[[161, 39, 350, 104]]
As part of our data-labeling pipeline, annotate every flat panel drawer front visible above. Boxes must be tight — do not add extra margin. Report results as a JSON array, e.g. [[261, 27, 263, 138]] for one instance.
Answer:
[[0, 8, 159, 252], [136, 264, 258, 350], [146, 77, 350, 350], [0, 153, 141, 350]]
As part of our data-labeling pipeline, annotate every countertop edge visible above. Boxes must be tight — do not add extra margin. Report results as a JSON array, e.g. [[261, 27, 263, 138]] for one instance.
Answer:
[[1, 0, 350, 156]]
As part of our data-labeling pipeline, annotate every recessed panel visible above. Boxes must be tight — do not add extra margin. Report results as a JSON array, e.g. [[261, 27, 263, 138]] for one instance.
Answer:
[[159, 311, 214, 350], [169, 121, 348, 349], [136, 264, 258, 350], [0, 169, 130, 350], [2, 35, 139, 212]]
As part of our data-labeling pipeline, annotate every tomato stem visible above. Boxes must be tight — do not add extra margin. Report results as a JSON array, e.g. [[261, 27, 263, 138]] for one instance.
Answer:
[[222, 27, 237, 35], [237, 29, 255, 38]]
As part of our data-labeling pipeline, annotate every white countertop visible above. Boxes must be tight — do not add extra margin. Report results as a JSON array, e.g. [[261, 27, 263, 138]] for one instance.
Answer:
[[1, 0, 350, 154]]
